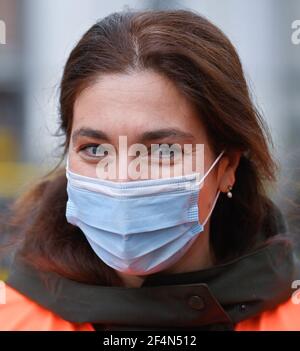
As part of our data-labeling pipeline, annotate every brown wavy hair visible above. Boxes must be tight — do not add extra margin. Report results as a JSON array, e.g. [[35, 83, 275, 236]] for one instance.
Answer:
[[3, 9, 282, 285]]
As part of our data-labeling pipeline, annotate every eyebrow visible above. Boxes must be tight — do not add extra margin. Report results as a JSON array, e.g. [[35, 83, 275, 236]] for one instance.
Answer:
[[140, 128, 195, 142], [71, 127, 195, 144], [72, 128, 110, 144]]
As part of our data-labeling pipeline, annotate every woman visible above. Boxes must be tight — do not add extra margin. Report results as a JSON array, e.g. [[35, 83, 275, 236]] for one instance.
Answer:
[[0, 9, 299, 331]]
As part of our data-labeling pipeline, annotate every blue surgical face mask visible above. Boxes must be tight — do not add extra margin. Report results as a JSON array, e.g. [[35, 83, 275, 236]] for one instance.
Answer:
[[65, 150, 225, 276]]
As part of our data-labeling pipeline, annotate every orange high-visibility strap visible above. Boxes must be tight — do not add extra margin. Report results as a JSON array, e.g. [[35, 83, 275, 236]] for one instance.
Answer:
[[235, 298, 300, 331], [0, 285, 94, 331]]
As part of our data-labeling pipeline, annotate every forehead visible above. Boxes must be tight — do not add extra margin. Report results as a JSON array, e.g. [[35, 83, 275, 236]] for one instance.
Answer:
[[72, 70, 206, 142]]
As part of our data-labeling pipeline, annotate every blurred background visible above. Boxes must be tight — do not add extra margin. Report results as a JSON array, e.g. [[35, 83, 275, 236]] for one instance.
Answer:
[[0, 0, 299, 279]]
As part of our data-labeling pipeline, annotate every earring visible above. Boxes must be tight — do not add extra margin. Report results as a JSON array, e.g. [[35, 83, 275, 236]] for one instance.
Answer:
[[226, 185, 233, 198]]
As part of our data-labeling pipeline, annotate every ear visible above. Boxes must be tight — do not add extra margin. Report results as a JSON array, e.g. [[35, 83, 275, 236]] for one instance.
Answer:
[[217, 151, 242, 193]]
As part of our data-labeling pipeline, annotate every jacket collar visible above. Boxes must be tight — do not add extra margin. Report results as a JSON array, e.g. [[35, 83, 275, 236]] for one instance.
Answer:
[[143, 239, 297, 322], [7, 239, 297, 330]]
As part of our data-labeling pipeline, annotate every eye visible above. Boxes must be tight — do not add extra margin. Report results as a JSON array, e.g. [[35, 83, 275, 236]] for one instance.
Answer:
[[80, 144, 109, 158], [150, 144, 183, 162]]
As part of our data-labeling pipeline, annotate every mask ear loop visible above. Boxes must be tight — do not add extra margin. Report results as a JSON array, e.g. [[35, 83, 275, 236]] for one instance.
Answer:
[[65, 154, 71, 171], [199, 149, 225, 185], [202, 190, 220, 226], [199, 149, 225, 227]]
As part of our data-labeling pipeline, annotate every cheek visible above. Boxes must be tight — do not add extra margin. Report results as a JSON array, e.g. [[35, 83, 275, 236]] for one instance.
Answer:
[[68, 149, 98, 178]]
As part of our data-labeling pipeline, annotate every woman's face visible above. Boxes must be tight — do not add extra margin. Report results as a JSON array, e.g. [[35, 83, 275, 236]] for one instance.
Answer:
[[68, 70, 239, 282]]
